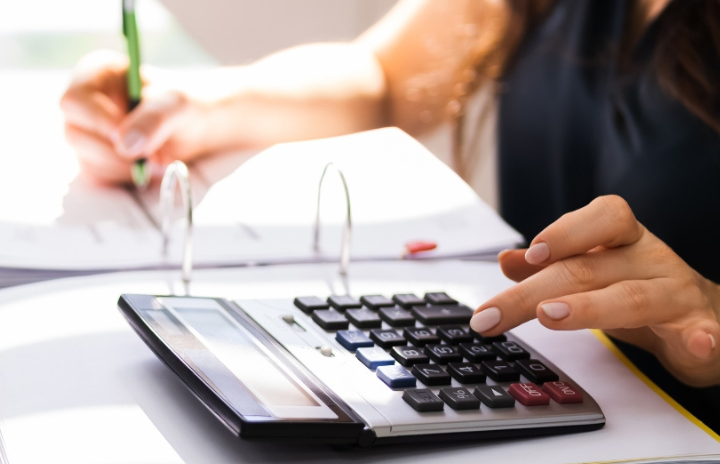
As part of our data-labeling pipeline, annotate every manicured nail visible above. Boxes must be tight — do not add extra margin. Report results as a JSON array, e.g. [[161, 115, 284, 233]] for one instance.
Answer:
[[525, 242, 550, 264], [121, 129, 146, 156], [470, 307, 501, 333], [541, 302, 570, 320]]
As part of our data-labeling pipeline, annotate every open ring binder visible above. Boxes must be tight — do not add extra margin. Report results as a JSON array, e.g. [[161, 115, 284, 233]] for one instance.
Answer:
[[160, 161, 193, 289], [313, 162, 352, 276]]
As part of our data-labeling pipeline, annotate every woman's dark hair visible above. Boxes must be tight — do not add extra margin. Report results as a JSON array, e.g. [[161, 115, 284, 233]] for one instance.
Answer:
[[654, 0, 720, 134], [451, 0, 720, 179]]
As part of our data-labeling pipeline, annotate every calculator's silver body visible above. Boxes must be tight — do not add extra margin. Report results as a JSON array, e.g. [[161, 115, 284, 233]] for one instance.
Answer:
[[119, 293, 605, 446], [235, 298, 604, 439]]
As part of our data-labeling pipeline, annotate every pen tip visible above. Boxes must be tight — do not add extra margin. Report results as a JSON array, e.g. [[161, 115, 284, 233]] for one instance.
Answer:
[[131, 160, 149, 189]]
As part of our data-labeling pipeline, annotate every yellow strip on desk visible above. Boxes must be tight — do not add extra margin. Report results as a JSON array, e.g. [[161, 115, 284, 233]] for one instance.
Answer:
[[591, 329, 720, 444]]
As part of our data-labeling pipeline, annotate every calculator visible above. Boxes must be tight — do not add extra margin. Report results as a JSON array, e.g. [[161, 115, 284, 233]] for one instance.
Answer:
[[118, 291, 605, 447]]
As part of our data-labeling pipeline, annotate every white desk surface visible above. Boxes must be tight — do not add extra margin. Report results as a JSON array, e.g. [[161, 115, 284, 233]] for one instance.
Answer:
[[0, 260, 718, 464]]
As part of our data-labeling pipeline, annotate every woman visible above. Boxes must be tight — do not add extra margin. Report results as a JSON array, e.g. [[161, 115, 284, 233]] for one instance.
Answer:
[[61, 0, 720, 427]]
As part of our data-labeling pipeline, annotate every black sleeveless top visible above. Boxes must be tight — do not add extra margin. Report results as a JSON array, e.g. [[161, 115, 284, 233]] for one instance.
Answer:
[[497, 0, 720, 431], [498, 0, 720, 284]]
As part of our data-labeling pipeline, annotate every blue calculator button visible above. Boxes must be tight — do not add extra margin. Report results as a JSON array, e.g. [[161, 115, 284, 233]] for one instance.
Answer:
[[356, 347, 395, 369], [376, 365, 417, 388], [336, 330, 374, 351]]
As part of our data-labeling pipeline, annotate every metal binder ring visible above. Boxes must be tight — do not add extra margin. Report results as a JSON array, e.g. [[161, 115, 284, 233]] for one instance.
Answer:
[[160, 160, 193, 287], [313, 162, 352, 276]]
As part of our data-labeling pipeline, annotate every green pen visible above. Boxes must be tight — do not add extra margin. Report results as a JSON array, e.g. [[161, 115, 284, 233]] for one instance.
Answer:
[[122, 0, 149, 188]]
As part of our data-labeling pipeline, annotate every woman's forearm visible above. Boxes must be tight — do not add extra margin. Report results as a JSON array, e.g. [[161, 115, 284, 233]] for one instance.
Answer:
[[200, 42, 388, 152]]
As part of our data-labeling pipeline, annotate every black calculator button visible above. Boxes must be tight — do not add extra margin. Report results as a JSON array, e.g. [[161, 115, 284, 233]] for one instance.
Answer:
[[379, 306, 417, 327], [424, 292, 458, 305], [424, 344, 463, 364], [437, 325, 473, 344], [391, 346, 430, 367], [311, 310, 349, 331], [402, 389, 444, 412], [411, 364, 452, 386], [403, 327, 440, 347], [514, 359, 560, 384], [327, 295, 362, 311], [492, 341, 531, 361], [474, 385, 516, 408], [481, 360, 520, 382], [293, 296, 329, 313], [411, 305, 473, 325], [346, 308, 382, 328], [447, 362, 486, 384], [369, 329, 406, 348], [472, 331, 508, 343], [439, 387, 481, 410], [393, 293, 426, 308], [458, 343, 496, 362], [360, 295, 395, 310]]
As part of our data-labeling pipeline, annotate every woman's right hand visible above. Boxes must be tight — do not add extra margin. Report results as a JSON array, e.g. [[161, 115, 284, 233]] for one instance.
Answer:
[[60, 50, 212, 185]]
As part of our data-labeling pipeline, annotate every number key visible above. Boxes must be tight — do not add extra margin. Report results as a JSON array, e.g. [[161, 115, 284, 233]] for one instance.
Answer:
[[424, 344, 463, 364], [403, 327, 440, 347], [391, 346, 430, 367], [458, 343, 496, 362], [437, 325, 473, 344], [514, 359, 559, 384], [447, 362, 486, 384], [369, 329, 406, 348], [492, 341, 530, 361], [481, 360, 520, 382], [411, 364, 452, 386]]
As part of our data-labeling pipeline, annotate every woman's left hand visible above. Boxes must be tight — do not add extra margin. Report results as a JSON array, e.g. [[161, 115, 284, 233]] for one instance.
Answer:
[[470, 195, 720, 387]]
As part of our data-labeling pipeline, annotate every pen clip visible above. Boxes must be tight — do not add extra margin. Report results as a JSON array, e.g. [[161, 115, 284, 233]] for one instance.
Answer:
[[160, 161, 194, 293], [313, 162, 352, 276]]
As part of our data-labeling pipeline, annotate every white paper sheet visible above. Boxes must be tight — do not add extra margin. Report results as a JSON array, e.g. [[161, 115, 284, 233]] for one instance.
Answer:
[[0, 109, 523, 270]]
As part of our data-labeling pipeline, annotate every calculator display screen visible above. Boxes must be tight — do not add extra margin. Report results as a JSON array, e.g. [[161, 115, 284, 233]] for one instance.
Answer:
[[175, 307, 319, 408]]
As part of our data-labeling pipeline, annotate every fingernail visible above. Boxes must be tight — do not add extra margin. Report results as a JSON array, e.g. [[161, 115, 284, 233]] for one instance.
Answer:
[[541, 302, 570, 320], [710, 334, 717, 350], [120, 129, 146, 156], [525, 242, 550, 264], [470, 307, 501, 333]]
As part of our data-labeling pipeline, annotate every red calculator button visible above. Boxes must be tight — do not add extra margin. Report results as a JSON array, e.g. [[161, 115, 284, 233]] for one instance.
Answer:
[[542, 381, 584, 404], [508, 383, 550, 406]]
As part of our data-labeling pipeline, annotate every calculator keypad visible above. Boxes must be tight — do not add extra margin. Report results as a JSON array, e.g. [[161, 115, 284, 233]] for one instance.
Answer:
[[370, 329, 406, 348], [292, 292, 586, 415]]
